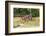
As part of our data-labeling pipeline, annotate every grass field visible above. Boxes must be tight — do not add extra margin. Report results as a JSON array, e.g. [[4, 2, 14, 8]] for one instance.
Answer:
[[13, 17, 40, 28]]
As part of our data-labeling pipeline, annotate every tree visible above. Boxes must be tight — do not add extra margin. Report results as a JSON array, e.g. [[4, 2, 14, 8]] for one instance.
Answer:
[[14, 8, 39, 17], [31, 8, 39, 17]]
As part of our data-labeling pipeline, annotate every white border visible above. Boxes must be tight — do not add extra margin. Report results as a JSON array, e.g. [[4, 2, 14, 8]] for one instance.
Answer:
[[8, 3, 43, 33]]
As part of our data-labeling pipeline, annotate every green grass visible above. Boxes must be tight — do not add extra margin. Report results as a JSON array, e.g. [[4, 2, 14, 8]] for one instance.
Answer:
[[13, 17, 40, 28]]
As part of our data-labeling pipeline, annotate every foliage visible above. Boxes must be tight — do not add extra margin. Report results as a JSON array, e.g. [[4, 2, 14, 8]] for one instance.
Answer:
[[31, 8, 39, 17], [14, 8, 39, 17]]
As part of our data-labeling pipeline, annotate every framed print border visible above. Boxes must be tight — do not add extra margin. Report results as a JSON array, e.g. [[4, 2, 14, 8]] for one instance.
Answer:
[[5, 1, 45, 35]]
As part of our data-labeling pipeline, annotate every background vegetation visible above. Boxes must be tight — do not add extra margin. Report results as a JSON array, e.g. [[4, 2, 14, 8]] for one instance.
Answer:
[[14, 8, 39, 17]]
